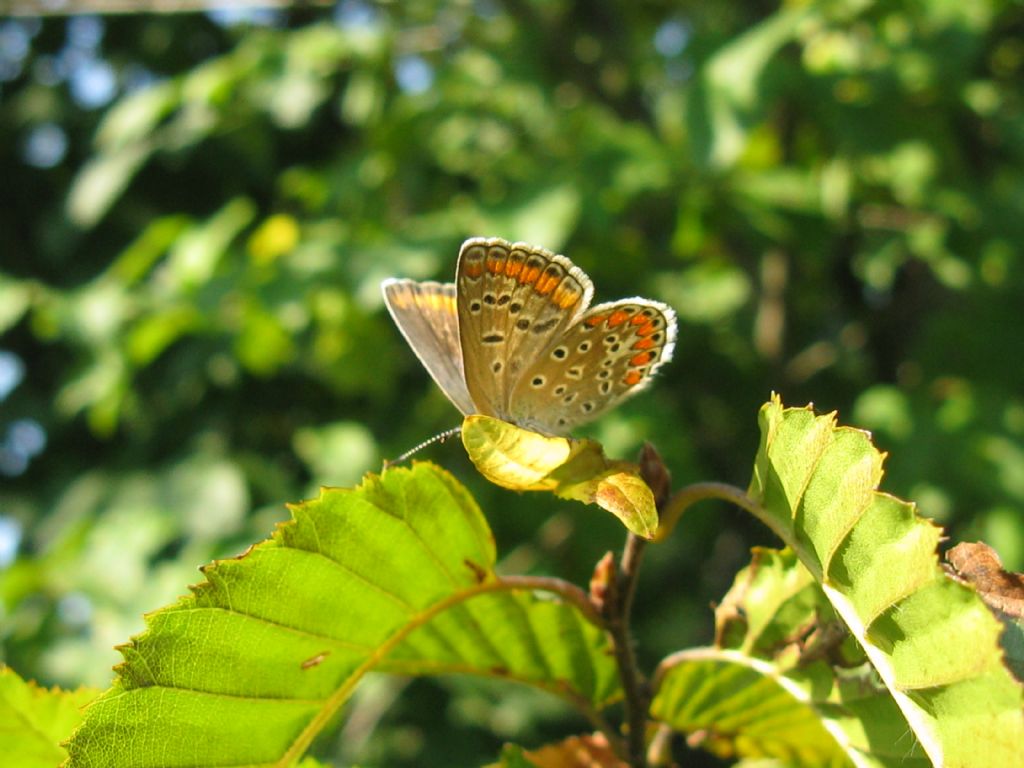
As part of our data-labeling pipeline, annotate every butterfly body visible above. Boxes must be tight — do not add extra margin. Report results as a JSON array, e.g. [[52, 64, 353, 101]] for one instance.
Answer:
[[383, 237, 676, 435]]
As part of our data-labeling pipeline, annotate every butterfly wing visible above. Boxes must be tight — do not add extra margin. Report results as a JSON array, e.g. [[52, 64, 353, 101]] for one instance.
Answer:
[[456, 237, 593, 420], [508, 299, 677, 434], [381, 278, 476, 415]]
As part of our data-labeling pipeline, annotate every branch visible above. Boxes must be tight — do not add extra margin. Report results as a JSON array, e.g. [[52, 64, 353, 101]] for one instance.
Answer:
[[609, 532, 650, 767], [655, 481, 771, 542]]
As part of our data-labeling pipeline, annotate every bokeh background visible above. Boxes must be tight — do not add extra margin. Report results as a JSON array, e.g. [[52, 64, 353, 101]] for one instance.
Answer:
[[2, 1, 1023, 765]]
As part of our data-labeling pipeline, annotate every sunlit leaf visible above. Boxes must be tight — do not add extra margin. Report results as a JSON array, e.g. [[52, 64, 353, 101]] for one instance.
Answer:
[[66, 143, 153, 228], [0, 277, 31, 334], [653, 548, 928, 768], [744, 396, 1024, 767], [461, 415, 658, 539], [654, 652, 855, 767], [106, 215, 192, 286], [65, 464, 618, 767], [126, 306, 205, 366], [0, 667, 98, 768], [945, 541, 1024, 683], [712, 547, 835, 659], [167, 198, 256, 289], [95, 81, 180, 150]]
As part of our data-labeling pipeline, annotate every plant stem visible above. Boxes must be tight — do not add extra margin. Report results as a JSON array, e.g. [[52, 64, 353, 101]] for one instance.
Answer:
[[619, 533, 646, 647], [607, 531, 649, 767], [655, 481, 766, 542]]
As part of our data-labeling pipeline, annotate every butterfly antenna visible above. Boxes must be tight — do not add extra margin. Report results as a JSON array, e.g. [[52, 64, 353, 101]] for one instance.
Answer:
[[384, 426, 463, 468]]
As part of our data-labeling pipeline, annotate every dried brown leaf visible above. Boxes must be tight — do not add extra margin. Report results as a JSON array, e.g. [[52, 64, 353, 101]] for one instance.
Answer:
[[946, 542, 1024, 619], [522, 733, 627, 768]]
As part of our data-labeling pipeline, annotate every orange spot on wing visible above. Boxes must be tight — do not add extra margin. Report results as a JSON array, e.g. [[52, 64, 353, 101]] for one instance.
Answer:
[[631, 314, 648, 325], [632, 338, 655, 350], [520, 266, 541, 285], [637, 322, 657, 337], [465, 262, 484, 278], [608, 310, 630, 327], [586, 315, 606, 327], [505, 258, 523, 278], [552, 283, 581, 309], [535, 274, 558, 294], [629, 352, 653, 366], [486, 253, 506, 274], [623, 370, 643, 387]]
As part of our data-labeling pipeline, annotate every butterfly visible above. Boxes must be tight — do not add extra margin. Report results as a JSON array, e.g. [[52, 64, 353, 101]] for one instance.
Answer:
[[382, 237, 676, 435]]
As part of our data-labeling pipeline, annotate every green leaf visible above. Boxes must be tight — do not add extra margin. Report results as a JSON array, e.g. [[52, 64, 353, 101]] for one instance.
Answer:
[[655, 651, 935, 768], [126, 305, 206, 366], [745, 396, 1024, 768], [65, 464, 617, 767], [380, 590, 618, 710], [106, 215, 192, 286], [66, 142, 154, 228], [166, 197, 256, 289], [461, 415, 659, 539], [686, 6, 810, 169], [652, 548, 929, 768], [944, 541, 1024, 684], [713, 547, 837, 660], [94, 80, 180, 150], [0, 275, 31, 334], [653, 651, 854, 767], [0, 667, 98, 768]]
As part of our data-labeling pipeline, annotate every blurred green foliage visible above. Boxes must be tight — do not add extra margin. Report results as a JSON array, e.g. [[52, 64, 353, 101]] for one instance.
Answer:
[[1, 1, 1023, 765]]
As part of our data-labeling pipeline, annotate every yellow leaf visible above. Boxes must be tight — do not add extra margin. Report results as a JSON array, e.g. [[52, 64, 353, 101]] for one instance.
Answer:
[[461, 415, 658, 539]]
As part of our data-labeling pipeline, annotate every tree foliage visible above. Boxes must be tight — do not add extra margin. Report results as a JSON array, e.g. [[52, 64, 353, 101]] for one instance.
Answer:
[[2, 2, 1024, 766]]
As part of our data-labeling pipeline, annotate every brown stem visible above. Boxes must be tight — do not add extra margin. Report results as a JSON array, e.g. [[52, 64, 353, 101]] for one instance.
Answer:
[[606, 532, 650, 767], [655, 481, 778, 543]]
